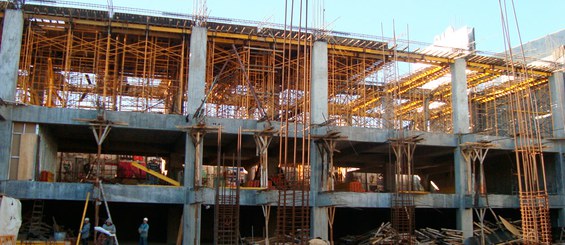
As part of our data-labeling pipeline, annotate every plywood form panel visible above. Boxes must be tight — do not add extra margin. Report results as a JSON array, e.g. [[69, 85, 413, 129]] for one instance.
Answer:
[[18, 133, 37, 180]]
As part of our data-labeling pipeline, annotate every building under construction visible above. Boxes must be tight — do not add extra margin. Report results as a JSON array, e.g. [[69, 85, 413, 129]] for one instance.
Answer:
[[0, 1, 564, 244]]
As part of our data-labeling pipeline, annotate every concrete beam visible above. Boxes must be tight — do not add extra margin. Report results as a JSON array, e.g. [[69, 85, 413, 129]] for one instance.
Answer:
[[102, 184, 186, 203], [9, 106, 463, 148], [339, 126, 457, 147], [10, 106, 186, 130], [316, 192, 459, 208], [462, 133, 560, 152], [0, 181, 186, 203], [9, 181, 565, 210]]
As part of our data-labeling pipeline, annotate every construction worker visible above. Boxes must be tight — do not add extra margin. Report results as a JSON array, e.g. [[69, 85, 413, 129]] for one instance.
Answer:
[[309, 238, 330, 245], [138, 217, 149, 245], [80, 217, 90, 245], [102, 218, 116, 245]]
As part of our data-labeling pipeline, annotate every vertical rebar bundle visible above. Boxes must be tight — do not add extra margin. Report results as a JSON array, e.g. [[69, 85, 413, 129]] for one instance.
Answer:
[[214, 127, 241, 245], [497, 1, 552, 243], [389, 136, 420, 244], [274, 1, 311, 244]]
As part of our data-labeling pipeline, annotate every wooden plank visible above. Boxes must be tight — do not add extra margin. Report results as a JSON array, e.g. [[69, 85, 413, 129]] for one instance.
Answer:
[[18, 133, 37, 180], [499, 216, 521, 237]]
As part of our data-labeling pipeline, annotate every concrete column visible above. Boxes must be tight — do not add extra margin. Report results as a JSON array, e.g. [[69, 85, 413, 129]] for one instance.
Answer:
[[0, 111, 12, 180], [184, 132, 201, 244], [451, 58, 473, 239], [186, 27, 207, 117], [0, 10, 23, 180], [549, 72, 565, 226], [310, 41, 328, 123], [310, 41, 329, 240], [382, 95, 394, 129], [454, 143, 473, 239], [183, 27, 208, 245], [423, 96, 430, 132], [451, 59, 470, 134], [0, 9, 24, 102], [550, 72, 565, 138]]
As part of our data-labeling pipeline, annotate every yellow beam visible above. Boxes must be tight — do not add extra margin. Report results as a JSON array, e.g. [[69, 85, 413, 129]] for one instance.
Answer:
[[388, 66, 448, 94], [473, 77, 547, 103], [208, 31, 310, 47], [131, 161, 181, 186], [73, 19, 192, 34]]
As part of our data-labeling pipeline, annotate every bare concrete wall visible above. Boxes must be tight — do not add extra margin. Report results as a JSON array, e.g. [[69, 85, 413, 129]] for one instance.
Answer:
[[38, 125, 58, 179]]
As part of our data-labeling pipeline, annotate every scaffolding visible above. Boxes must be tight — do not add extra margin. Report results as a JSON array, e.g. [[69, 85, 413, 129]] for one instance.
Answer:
[[17, 14, 188, 113], [8, 3, 558, 139]]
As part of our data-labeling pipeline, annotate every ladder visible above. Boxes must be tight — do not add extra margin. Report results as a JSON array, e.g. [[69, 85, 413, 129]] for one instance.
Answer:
[[27, 200, 48, 240], [98, 181, 119, 245]]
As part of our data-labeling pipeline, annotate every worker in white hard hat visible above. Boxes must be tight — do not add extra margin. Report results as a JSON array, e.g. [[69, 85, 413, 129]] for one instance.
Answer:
[[309, 237, 330, 245], [138, 217, 149, 245], [80, 217, 90, 245], [102, 218, 116, 245]]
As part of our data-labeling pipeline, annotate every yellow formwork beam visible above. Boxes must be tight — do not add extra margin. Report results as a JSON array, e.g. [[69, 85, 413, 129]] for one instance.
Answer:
[[387, 66, 445, 93], [350, 66, 447, 114], [430, 72, 501, 99], [473, 77, 547, 104], [131, 161, 181, 186]]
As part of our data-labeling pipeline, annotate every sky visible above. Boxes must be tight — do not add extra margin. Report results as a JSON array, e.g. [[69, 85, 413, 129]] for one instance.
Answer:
[[43, 0, 565, 53]]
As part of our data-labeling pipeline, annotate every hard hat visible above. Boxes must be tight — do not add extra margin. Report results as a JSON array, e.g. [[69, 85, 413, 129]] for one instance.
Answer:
[[85, 217, 89, 221], [143, 217, 148, 221]]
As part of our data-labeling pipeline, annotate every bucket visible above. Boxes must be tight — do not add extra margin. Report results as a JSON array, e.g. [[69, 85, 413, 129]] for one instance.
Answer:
[[54, 232, 66, 241]]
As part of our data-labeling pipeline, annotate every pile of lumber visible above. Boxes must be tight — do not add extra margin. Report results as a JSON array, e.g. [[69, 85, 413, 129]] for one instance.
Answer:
[[338, 222, 464, 245], [415, 228, 463, 244]]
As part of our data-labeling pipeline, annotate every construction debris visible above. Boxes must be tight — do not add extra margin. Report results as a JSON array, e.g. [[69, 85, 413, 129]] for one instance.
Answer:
[[472, 218, 521, 244], [338, 222, 464, 245]]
